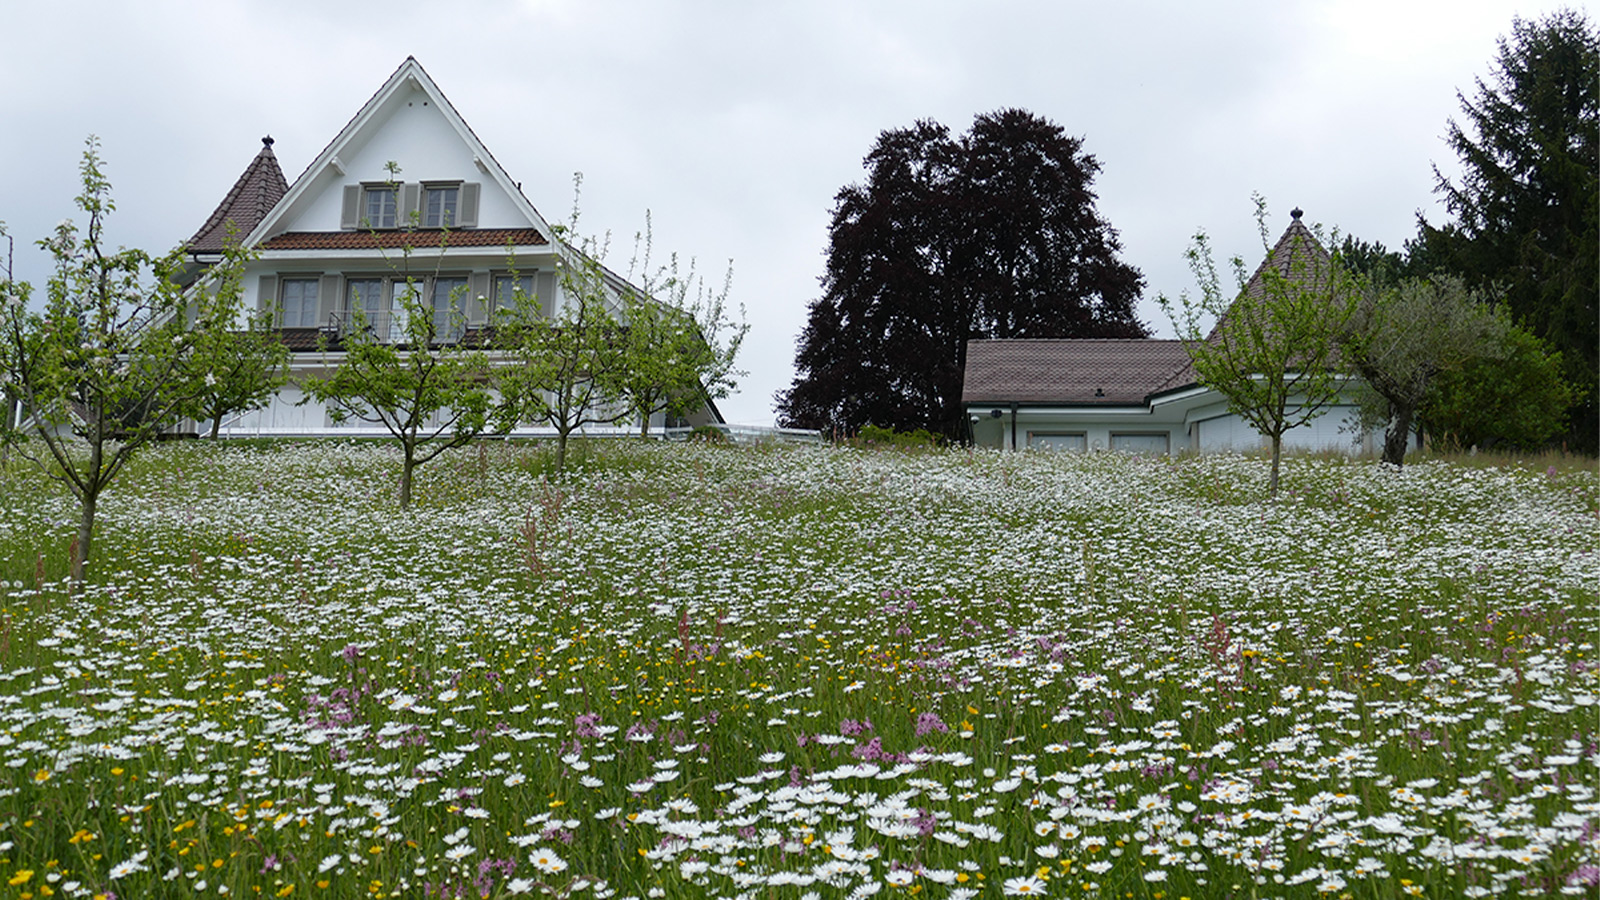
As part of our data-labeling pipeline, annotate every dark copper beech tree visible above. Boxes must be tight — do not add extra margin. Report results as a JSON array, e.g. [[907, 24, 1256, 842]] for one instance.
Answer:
[[778, 110, 1146, 441]]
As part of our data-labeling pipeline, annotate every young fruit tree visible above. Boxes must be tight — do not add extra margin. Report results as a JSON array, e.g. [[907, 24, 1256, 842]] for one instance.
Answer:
[[494, 235, 628, 476], [1160, 199, 1358, 498], [613, 225, 745, 436], [300, 164, 500, 509], [183, 247, 290, 439], [0, 139, 250, 581], [301, 267, 495, 509]]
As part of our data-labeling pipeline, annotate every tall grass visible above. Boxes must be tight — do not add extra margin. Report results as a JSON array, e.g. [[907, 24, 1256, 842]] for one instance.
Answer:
[[0, 440, 1594, 899]]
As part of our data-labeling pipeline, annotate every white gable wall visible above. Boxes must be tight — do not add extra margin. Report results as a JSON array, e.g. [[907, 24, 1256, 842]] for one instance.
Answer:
[[280, 87, 531, 234]]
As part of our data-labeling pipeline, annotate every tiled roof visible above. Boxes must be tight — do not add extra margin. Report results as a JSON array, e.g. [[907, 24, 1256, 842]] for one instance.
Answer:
[[962, 338, 1192, 405], [273, 328, 328, 351], [259, 229, 548, 251], [188, 138, 289, 253], [1208, 212, 1330, 341], [962, 212, 1337, 406]]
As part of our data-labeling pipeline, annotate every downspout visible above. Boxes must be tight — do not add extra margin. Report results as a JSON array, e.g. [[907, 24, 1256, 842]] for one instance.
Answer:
[[1010, 403, 1018, 452]]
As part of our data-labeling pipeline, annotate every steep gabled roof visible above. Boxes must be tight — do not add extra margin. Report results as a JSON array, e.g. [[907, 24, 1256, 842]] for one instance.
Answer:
[[962, 338, 1192, 405], [187, 137, 288, 253], [241, 57, 556, 249]]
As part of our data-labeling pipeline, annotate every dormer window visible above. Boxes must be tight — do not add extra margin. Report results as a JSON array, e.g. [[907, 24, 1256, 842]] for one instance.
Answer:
[[424, 184, 459, 228]]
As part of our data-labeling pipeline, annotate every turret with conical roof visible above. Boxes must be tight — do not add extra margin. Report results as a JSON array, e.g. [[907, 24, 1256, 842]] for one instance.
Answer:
[[186, 137, 289, 255]]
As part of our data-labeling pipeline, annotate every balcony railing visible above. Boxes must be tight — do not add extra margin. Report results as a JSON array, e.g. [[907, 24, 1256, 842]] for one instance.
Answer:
[[328, 309, 466, 345]]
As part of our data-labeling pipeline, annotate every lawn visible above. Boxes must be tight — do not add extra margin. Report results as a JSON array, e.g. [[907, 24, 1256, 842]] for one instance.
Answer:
[[0, 440, 1594, 899]]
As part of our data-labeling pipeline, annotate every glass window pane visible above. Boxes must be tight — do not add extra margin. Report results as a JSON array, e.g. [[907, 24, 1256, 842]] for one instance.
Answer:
[[493, 274, 534, 310], [431, 277, 468, 311], [281, 278, 319, 328], [364, 189, 396, 228], [346, 279, 384, 315], [425, 187, 458, 228]]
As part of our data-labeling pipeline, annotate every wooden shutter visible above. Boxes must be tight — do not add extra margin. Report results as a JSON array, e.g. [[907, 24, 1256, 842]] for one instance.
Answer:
[[318, 274, 341, 324], [401, 183, 421, 226], [535, 270, 557, 318], [340, 185, 360, 230], [468, 272, 490, 324], [457, 182, 480, 228], [256, 274, 278, 318]]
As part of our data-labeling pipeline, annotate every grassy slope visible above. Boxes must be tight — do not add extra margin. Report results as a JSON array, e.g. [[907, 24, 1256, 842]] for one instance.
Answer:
[[0, 441, 1594, 899]]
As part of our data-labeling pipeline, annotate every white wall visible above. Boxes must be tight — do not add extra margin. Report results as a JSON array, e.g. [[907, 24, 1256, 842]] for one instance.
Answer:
[[972, 397, 1385, 457], [282, 84, 530, 235]]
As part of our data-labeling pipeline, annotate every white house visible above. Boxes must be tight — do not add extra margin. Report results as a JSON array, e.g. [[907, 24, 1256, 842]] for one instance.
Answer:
[[965, 212, 1392, 455], [180, 57, 723, 438]]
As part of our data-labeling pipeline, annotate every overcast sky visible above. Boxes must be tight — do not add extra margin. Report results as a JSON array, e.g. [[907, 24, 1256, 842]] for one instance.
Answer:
[[0, 0, 1566, 424]]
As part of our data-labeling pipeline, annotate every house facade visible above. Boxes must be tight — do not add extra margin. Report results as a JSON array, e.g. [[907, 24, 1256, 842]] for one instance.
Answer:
[[181, 57, 722, 437], [964, 213, 1388, 455]]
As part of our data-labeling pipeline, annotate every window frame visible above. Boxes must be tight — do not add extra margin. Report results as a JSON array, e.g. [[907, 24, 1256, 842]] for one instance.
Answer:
[[278, 277, 321, 329], [491, 272, 535, 315], [429, 274, 471, 341], [422, 182, 461, 229], [361, 185, 398, 229], [1027, 432, 1087, 452]]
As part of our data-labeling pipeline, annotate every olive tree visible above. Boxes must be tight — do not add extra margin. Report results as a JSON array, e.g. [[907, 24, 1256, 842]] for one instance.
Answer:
[[1340, 274, 1505, 465]]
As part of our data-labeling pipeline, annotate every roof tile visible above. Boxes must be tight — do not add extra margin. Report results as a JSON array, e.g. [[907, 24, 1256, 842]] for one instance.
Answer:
[[259, 229, 548, 251], [962, 338, 1192, 405], [187, 138, 289, 253]]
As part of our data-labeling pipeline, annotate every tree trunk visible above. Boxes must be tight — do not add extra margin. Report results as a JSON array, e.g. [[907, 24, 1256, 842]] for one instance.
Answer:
[[555, 429, 569, 475], [639, 411, 652, 437], [73, 490, 96, 585], [1382, 404, 1415, 467], [399, 447, 415, 508], [210, 410, 224, 440], [1268, 435, 1282, 499]]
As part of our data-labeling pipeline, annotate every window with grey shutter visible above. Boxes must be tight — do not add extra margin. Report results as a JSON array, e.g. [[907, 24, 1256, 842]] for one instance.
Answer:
[[340, 185, 360, 230], [456, 182, 480, 228], [468, 272, 490, 324], [401, 183, 421, 227], [423, 184, 460, 228], [535, 270, 557, 317], [363, 187, 398, 229], [257, 274, 278, 316], [318, 274, 342, 324]]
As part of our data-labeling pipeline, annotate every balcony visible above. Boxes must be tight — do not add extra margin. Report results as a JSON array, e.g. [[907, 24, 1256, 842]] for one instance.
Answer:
[[328, 309, 466, 346]]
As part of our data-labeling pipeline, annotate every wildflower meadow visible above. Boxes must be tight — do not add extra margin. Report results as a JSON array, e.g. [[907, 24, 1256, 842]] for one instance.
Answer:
[[0, 440, 1594, 899]]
